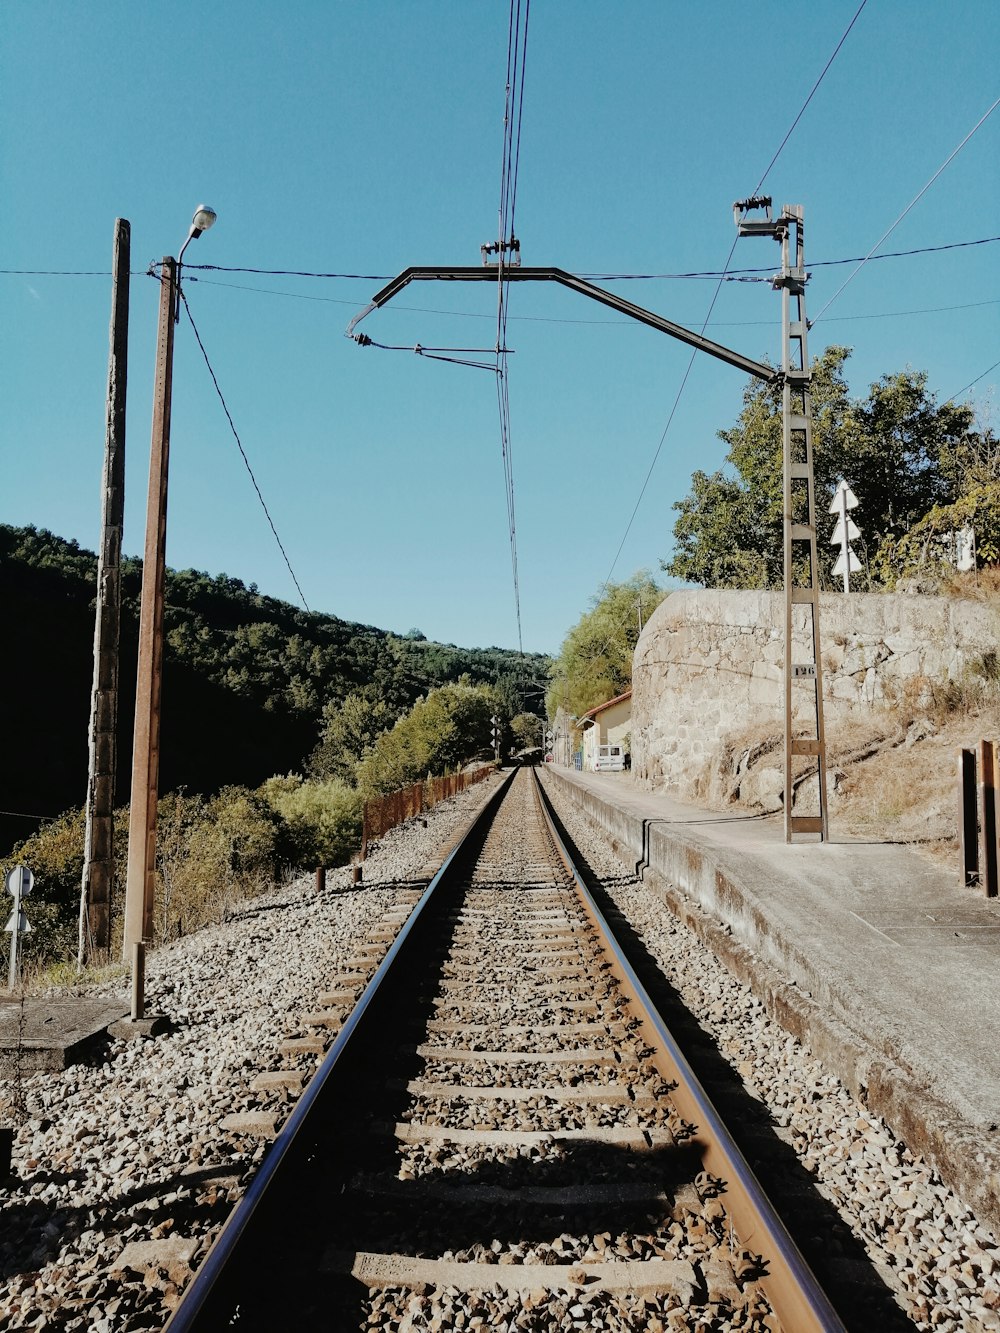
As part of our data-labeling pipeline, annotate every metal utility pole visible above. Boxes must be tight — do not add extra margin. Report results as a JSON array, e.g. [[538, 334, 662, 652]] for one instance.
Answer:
[[79, 218, 130, 966], [736, 198, 829, 841], [123, 255, 176, 959]]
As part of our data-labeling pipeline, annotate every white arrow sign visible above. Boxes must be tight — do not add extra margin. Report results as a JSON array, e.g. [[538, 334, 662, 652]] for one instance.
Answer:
[[829, 480, 859, 513], [832, 548, 863, 576], [830, 516, 861, 545], [4, 909, 31, 935]]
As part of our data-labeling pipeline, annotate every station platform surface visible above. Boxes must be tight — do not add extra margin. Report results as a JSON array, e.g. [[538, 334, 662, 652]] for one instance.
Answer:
[[541, 764, 1000, 1230]]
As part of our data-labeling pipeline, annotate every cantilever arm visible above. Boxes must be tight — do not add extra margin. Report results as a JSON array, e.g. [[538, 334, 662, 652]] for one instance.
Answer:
[[345, 265, 779, 384]]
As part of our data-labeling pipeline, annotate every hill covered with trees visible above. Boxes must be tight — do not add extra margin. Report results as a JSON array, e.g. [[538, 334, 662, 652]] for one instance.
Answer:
[[0, 524, 548, 852]]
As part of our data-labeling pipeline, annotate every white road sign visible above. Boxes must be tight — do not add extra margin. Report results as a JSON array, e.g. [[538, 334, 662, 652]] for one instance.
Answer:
[[830, 516, 861, 545], [5, 865, 33, 897], [832, 548, 863, 576], [828, 480, 859, 512]]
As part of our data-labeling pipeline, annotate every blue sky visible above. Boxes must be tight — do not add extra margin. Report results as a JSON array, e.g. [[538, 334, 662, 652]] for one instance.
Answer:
[[3, 1, 998, 655]]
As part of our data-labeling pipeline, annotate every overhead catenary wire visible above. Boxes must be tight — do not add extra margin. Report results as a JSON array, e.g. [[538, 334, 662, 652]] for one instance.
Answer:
[[594, 0, 870, 602], [810, 92, 1000, 327], [185, 273, 1000, 330], [177, 286, 311, 613], [493, 0, 531, 657]]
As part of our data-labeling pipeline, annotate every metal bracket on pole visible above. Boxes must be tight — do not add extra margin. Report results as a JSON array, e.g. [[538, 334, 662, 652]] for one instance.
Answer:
[[346, 266, 779, 386], [347, 225, 825, 839]]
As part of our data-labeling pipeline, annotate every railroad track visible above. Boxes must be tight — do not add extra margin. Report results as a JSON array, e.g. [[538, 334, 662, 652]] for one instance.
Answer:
[[165, 768, 844, 1332]]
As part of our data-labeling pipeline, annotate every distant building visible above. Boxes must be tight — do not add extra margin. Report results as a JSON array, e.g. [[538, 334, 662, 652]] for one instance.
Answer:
[[580, 690, 632, 772]]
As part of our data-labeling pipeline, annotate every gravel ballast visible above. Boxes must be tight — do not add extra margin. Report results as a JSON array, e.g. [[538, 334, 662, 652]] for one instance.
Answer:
[[541, 774, 1000, 1333], [0, 776, 501, 1332]]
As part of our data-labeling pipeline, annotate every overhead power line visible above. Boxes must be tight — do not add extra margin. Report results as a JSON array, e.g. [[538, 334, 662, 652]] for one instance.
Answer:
[[810, 92, 1000, 327], [493, 0, 531, 657], [944, 357, 1000, 406], [597, 0, 869, 599], [5, 232, 998, 284], [178, 288, 311, 612]]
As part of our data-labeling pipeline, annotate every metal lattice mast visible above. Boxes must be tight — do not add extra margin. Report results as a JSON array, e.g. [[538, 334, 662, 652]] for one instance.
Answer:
[[776, 205, 828, 841], [735, 198, 829, 841]]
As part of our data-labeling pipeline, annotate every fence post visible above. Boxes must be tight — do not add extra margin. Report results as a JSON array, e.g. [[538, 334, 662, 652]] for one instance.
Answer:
[[977, 739, 997, 897], [959, 747, 978, 886]]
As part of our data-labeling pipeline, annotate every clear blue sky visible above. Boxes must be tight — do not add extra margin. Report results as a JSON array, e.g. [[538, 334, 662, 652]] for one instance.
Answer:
[[3, 1, 998, 655]]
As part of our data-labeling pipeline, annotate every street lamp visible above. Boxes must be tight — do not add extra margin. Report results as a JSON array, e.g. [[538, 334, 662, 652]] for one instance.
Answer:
[[122, 207, 217, 1023], [175, 205, 217, 321]]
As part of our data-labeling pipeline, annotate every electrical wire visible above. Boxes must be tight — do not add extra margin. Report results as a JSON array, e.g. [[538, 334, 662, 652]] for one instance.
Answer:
[[592, 0, 868, 643], [177, 287, 311, 613], [188, 272, 999, 330], [351, 333, 507, 370], [944, 357, 1000, 405], [810, 92, 1000, 327], [493, 0, 531, 657], [5, 233, 997, 284]]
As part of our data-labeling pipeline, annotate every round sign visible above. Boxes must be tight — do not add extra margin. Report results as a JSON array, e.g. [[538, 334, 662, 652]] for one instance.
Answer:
[[5, 865, 34, 897]]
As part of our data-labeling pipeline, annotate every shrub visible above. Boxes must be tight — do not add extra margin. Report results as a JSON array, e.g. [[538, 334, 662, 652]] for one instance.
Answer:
[[259, 775, 362, 867], [0, 808, 86, 971]]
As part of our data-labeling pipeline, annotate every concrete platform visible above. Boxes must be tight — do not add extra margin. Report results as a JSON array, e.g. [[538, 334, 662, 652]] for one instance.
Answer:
[[0, 996, 128, 1075], [541, 765, 1000, 1234]]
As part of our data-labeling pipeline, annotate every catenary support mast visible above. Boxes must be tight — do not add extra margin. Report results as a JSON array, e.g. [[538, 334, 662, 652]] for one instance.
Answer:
[[737, 199, 828, 840], [348, 203, 830, 842]]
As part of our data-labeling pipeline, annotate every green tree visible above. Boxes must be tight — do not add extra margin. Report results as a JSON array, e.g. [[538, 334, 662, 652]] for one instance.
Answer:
[[308, 688, 398, 782], [355, 680, 495, 795], [259, 775, 362, 867], [546, 573, 667, 721], [665, 347, 978, 589], [510, 711, 543, 751]]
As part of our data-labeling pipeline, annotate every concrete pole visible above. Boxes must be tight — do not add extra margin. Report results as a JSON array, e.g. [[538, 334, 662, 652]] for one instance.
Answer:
[[79, 219, 130, 967], [123, 258, 176, 962]]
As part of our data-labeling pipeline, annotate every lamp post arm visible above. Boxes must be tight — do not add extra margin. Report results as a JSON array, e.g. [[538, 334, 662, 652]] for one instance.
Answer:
[[346, 265, 778, 384]]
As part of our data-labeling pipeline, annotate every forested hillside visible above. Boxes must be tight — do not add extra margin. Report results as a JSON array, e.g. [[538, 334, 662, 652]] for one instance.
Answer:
[[0, 524, 547, 852]]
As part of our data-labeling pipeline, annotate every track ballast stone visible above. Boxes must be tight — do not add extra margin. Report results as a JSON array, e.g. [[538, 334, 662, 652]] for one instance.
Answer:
[[0, 776, 501, 1332], [541, 771, 1000, 1333]]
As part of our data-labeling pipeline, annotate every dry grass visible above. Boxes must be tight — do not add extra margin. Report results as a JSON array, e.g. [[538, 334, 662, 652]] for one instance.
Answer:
[[719, 699, 1000, 856]]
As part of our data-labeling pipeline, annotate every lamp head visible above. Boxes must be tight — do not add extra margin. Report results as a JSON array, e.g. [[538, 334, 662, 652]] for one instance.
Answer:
[[188, 205, 217, 239]]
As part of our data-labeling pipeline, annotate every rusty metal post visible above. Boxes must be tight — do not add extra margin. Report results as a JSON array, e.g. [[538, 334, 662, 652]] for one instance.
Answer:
[[123, 258, 176, 961], [352, 864, 362, 885], [315, 867, 326, 893], [977, 739, 997, 897], [79, 218, 130, 966], [959, 747, 978, 886]]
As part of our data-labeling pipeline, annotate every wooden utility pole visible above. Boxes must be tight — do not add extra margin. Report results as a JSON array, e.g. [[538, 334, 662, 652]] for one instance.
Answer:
[[79, 218, 130, 966], [123, 257, 176, 956]]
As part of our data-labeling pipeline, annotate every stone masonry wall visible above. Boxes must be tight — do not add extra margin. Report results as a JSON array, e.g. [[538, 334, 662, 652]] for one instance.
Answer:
[[632, 589, 1000, 803]]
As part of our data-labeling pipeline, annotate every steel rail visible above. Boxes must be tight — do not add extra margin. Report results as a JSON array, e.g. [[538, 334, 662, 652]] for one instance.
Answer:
[[531, 768, 846, 1332], [167, 764, 843, 1331], [163, 768, 517, 1332]]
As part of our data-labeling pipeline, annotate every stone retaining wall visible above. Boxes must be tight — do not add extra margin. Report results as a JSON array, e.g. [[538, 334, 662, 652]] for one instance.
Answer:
[[632, 589, 999, 801]]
